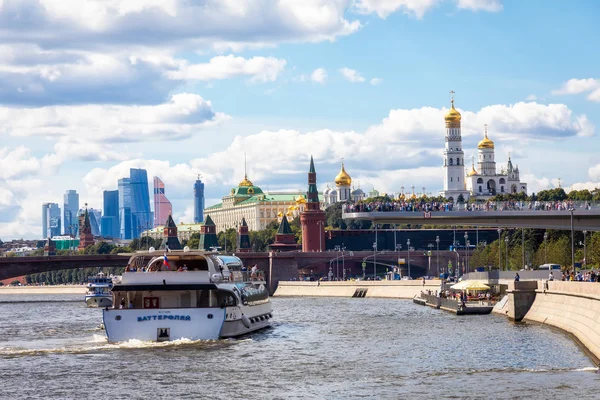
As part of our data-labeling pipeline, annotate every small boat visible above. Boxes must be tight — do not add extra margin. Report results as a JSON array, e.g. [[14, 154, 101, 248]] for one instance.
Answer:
[[85, 272, 114, 308], [102, 249, 272, 343]]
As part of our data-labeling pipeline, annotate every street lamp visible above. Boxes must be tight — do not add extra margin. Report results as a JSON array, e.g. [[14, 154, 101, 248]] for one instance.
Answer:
[[396, 244, 402, 278], [334, 245, 341, 280], [407, 238, 411, 278], [583, 230, 588, 269], [435, 236, 440, 277], [521, 228, 525, 270], [544, 231, 548, 264], [317, 221, 324, 252], [342, 244, 346, 280], [497, 228, 503, 270], [373, 242, 377, 280], [570, 208, 575, 275], [464, 232, 468, 274], [466, 240, 470, 274], [504, 235, 509, 271]]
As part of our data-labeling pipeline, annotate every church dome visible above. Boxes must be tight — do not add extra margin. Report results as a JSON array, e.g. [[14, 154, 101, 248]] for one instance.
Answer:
[[478, 132, 495, 149], [352, 188, 364, 195], [277, 211, 283, 218], [295, 194, 307, 204], [335, 163, 352, 187], [467, 165, 479, 176], [239, 174, 254, 187], [445, 102, 461, 124]]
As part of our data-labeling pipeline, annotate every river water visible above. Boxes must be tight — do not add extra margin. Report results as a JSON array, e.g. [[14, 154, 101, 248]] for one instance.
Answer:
[[0, 295, 598, 399]]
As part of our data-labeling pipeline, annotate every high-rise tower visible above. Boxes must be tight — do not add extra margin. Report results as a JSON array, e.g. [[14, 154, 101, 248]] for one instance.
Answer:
[[441, 91, 468, 201], [194, 175, 205, 223], [300, 156, 325, 252], [153, 176, 172, 227], [63, 190, 79, 236], [101, 190, 119, 238]]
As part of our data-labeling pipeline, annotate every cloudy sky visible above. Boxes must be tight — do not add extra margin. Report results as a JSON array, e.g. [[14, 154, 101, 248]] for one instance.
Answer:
[[1, 0, 599, 239]]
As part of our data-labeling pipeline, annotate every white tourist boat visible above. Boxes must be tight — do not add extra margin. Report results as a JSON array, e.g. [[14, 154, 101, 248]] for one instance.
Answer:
[[85, 272, 114, 308], [102, 249, 272, 343]]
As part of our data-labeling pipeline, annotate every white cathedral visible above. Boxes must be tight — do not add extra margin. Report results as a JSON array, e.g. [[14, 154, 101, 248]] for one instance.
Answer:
[[323, 162, 367, 206], [441, 93, 527, 201]]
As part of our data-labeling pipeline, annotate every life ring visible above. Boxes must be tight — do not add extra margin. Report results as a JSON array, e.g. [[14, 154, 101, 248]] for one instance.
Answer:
[[241, 314, 251, 329]]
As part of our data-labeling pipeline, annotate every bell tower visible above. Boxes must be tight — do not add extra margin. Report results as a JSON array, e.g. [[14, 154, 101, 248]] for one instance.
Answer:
[[441, 91, 467, 200]]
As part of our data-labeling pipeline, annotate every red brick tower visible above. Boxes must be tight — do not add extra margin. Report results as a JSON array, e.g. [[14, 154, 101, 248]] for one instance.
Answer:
[[237, 218, 252, 252], [300, 156, 325, 252], [78, 206, 95, 250]]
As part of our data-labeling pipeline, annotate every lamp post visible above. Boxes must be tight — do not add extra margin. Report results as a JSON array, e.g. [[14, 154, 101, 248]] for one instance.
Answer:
[[375, 224, 378, 252], [334, 245, 341, 280], [394, 224, 397, 252], [497, 228, 503, 270], [373, 242, 377, 280], [427, 243, 434, 276], [466, 240, 470, 274], [435, 236, 440, 277], [396, 244, 402, 278], [544, 231, 548, 264], [570, 208, 575, 275], [522, 228, 525, 270], [317, 221, 324, 252], [342, 244, 346, 280], [407, 238, 411, 278], [504, 235, 509, 271], [583, 230, 588, 269], [464, 232, 468, 274]]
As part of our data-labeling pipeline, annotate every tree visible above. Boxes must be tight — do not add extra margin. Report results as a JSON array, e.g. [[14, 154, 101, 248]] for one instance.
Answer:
[[457, 194, 465, 204], [325, 202, 346, 229]]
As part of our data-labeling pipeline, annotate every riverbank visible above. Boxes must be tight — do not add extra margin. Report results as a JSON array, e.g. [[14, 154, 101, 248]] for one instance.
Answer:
[[274, 280, 441, 299], [0, 285, 87, 294]]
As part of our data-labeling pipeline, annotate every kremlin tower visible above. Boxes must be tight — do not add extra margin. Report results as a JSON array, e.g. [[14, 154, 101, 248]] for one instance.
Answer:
[[300, 156, 325, 252], [441, 91, 468, 201]]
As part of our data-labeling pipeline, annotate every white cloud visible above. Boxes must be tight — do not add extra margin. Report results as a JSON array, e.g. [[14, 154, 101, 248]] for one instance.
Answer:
[[370, 77, 383, 86], [310, 68, 327, 84], [339, 67, 365, 83], [354, 0, 502, 18], [354, 0, 443, 19], [456, 0, 503, 12], [552, 78, 600, 103], [0, 93, 228, 143], [166, 55, 287, 83]]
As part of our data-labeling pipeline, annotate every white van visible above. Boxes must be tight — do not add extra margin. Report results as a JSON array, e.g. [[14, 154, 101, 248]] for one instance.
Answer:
[[538, 263, 561, 270]]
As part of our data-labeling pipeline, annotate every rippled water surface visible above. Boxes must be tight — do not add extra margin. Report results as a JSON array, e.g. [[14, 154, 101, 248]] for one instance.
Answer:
[[0, 294, 598, 399]]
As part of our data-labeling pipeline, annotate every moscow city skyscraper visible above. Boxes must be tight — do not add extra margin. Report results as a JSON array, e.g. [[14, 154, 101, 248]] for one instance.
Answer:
[[194, 175, 205, 223], [153, 176, 172, 227], [101, 190, 120, 239], [42, 203, 61, 239], [63, 190, 79, 237]]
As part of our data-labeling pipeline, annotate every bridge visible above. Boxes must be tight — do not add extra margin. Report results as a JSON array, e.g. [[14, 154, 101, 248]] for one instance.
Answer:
[[342, 208, 600, 231], [0, 250, 464, 293]]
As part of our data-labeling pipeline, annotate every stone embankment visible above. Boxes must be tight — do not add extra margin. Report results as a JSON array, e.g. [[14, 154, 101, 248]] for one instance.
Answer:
[[0, 285, 87, 295], [274, 280, 441, 299], [523, 281, 600, 365]]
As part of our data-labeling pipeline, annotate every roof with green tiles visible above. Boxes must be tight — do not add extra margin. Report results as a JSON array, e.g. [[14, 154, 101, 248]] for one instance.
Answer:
[[205, 192, 324, 210]]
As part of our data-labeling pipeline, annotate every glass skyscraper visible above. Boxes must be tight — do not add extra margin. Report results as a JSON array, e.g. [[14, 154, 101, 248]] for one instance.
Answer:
[[63, 190, 79, 236], [153, 176, 172, 227], [194, 176, 205, 223], [130, 168, 153, 238], [118, 178, 133, 239], [101, 190, 120, 239], [42, 203, 61, 239]]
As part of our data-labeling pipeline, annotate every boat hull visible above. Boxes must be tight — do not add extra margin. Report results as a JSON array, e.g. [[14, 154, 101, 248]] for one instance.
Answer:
[[221, 303, 273, 338], [85, 295, 113, 308], [103, 308, 226, 343]]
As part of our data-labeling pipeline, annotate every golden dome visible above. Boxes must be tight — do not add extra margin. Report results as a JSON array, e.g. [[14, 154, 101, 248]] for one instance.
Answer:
[[399, 193, 406, 200], [295, 195, 307, 204], [478, 132, 495, 149], [410, 193, 417, 199], [286, 210, 293, 217], [277, 211, 283, 218], [467, 165, 479, 176], [239, 174, 254, 187], [445, 103, 461, 123], [335, 162, 352, 187]]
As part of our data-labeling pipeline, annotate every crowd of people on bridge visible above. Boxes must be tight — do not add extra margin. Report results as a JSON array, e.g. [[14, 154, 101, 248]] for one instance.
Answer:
[[344, 199, 594, 213]]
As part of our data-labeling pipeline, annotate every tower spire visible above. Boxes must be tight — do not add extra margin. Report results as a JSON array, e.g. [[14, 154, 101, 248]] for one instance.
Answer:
[[484, 123, 488, 138], [450, 90, 455, 108], [244, 153, 247, 179]]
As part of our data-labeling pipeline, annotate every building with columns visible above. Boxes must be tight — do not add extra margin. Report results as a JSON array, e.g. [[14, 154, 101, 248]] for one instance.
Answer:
[[323, 162, 366, 206], [204, 173, 320, 233]]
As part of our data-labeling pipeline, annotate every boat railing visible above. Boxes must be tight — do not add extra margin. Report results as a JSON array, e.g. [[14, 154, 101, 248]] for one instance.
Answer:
[[220, 270, 266, 283]]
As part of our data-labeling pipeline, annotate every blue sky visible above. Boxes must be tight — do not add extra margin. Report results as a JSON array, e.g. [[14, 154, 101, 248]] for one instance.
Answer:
[[0, 0, 599, 239]]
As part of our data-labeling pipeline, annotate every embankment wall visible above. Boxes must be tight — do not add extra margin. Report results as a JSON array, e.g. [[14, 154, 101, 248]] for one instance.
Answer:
[[274, 280, 441, 299], [0, 285, 86, 295], [524, 281, 600, 365]]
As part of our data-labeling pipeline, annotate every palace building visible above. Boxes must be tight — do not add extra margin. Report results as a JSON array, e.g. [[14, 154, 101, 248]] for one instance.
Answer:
[[204, 173, 319, 233]]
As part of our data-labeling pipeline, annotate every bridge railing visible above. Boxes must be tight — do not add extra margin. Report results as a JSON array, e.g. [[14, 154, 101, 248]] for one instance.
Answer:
[[343, 201, 597, 214]]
